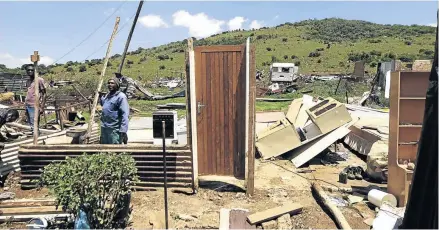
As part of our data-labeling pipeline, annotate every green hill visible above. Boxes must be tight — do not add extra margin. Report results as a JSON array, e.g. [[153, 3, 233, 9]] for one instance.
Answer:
[[1, 18, 436, 95]]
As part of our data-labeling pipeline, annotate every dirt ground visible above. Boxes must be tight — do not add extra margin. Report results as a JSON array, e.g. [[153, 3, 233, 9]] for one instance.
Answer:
[[1, 145, 383, 229]]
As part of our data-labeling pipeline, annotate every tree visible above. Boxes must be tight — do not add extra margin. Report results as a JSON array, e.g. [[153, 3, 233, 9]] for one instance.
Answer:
[[79, 65, 87, 72]]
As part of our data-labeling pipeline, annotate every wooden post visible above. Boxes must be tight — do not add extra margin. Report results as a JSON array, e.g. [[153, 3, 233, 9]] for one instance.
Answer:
[[246, 42, 256, 196], [185, 37, 196, 193], [85, 17, 120, 143], [117, 0, 144, 74], [31, 51, 40, 145]]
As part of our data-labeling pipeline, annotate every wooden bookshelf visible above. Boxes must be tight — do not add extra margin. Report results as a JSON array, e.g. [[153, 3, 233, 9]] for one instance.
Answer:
[[388, 71, 430, 207]]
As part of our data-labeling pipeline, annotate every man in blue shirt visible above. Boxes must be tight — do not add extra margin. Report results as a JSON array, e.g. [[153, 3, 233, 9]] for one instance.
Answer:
[[100, 78, 129, 144]]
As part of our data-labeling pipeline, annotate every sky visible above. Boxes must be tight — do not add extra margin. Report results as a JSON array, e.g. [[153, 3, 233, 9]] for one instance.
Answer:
[[0, 1, 437, 68]]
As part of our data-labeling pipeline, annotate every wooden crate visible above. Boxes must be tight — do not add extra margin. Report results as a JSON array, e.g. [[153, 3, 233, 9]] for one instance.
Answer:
[[388, 71, 430, 207]]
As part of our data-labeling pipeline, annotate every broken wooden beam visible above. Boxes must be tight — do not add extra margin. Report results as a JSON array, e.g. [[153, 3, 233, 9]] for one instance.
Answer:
[[247, 202, 302, 225], [312, 183, 352, 230], [0, 199, 56, 208]]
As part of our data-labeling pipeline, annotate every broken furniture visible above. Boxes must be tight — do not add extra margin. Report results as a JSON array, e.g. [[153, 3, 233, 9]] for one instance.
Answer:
[[388, 71, 430, 207], [255, 96, 352, 160]]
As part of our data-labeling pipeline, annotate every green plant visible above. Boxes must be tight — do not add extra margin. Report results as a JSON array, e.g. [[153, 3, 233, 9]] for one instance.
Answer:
[[38, 152, 139, 229]]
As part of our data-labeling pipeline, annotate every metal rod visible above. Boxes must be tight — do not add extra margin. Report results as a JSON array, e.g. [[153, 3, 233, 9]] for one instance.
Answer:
[[117, 0, 144, 74], [86, 17, 120, 143], [162, 120, 169, 229]]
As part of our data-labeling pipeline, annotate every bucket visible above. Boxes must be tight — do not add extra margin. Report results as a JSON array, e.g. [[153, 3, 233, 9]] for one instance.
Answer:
[[368, 189, 397, 207]]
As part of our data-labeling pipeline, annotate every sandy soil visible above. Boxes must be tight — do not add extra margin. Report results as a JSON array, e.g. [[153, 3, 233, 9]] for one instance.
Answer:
[[1, 146, 381, 229]]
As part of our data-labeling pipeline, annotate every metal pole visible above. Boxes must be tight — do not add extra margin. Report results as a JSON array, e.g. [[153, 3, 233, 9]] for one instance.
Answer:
[[117, 0, 144, 74], [162, 121, 169, 229]]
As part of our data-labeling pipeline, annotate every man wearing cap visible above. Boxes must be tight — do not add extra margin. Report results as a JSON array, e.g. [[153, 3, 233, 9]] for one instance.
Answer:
[[100, 78, 129, 144]]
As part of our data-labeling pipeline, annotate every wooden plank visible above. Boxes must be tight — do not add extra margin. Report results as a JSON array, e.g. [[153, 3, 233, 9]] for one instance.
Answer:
[[209, 52, 215, 174], [285, 99, 303, 125], [246, 44, 256, 196], [223, 52, 230, 175], [213, 52, 219, 174], [0, 199, 55, 208], [219, 208, 230, 230], [219, 52, 225, 175], [0, 206, 63, 216], [227, 52, 234, 175], [196, 50, 205, 175], [0, 214, 70, 223], [232, 52, 238, 176], [189, 49, 199, 191], [194, 46, 242, 53], [247, 202, 303, 225], [230, 209, 256, 229]]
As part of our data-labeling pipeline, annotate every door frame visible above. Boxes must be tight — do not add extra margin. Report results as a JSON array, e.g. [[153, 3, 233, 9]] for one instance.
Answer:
[[187, 39, 255, 195]]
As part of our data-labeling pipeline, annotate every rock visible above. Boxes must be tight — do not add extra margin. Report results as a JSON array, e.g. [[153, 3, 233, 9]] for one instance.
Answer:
[[177, 214, 197, 222], [277, 214, 292, 230], [261, 220, 277, 229]]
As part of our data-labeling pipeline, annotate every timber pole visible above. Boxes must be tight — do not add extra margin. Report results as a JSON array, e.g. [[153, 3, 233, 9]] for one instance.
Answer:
[[85, 17, 120, 143], [31, 51, 40, 145], [117, 0, 144, 74]]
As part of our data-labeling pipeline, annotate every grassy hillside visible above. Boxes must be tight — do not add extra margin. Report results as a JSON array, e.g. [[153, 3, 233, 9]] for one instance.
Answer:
[[1, 18, 436, 95]]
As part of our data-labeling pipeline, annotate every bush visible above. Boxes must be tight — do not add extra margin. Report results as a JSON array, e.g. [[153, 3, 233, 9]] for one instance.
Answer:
[[398, 54, 414, 62], [266, 47, 272, 51], [316, 48, 324, 52], [317, 59, 322, 63], [66, 67, 74, 72], [107, 61, 113, 67], [369, 50, 382, 56], [370, 62, 378, 68], [282, 38, 288, 42], [271, 56, 279, 62], [159, 65, 166, 70], [339, 61, 345, 67], [404, 41, 412, 45], [39, 153, 138, 229], [348, 52, 371, 63], [308, 52, 321, 57], [283, 55, 288, 60], [127, 60, 134, 65], [368, 39, 382, 43], [157, 54, 169, 61], [384, 52, 396, 59], [294, 61, 301, 66], [79, 65, 87, 72]]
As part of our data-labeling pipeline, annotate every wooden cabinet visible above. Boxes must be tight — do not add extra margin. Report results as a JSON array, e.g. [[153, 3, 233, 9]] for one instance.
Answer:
[[388, 71, 430, 207]]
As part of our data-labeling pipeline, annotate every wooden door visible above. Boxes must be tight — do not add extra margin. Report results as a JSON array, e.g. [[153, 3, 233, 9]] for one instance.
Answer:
[[194, 45, 246, 178]]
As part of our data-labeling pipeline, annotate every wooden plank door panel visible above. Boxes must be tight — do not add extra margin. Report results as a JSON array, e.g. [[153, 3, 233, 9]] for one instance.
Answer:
[[195, 45, 246, 178]]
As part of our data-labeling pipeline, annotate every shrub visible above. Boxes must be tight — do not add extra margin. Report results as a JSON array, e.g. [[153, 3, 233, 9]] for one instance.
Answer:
[[271, 56, 279, 62], [398, 54, 414, 62], [294, 61, 301, 66], [107, 61, 113, 67], [316, 48, 324, 52], [38, 153, 138, 229], [317, 59, 322, 63], [79, 65, 87, 72], [368, 39, 382, 43], [370, 62, 378, 68], [66, 67, 74, 72], [369, 50, 382, 56], [291, 55, 297, 59], [127, 60, 134, 65], [404, 41, 412, 45], [266, 47, 272, 51], [159, 65, 166, 70], [283, 55, 288, 60], [308, 52, 321, 57], [157, 54, 169, 61], [282, 38, 288, 42]]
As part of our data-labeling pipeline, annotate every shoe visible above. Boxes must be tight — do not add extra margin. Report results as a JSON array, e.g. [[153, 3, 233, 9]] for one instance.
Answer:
[[353, 166, 364, 180], [346, 167, 356, 180]]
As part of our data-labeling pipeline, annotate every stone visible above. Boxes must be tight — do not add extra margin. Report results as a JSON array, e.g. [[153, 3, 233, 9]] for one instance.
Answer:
[[261, 220, 277, 229], [277, 214, 292, 230], [177, 214, 197, 222]]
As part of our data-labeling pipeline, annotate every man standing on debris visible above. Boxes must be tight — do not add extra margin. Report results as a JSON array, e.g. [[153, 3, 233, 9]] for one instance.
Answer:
[[100, 77, 129, 144], [24, 64, 46, 134]]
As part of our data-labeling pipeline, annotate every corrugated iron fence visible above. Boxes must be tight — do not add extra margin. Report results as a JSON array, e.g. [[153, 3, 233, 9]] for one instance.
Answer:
[[18, 145, 193, 191], [0, 73, 29, 92]]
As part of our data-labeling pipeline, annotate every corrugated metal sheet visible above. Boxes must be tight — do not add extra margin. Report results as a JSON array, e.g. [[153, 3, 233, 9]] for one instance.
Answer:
[[0, 124, 100, 176], [18, 145, 193, 190], [0, 73, 29, 92]]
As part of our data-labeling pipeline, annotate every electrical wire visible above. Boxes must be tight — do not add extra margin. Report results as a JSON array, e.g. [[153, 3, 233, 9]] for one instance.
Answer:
[[82, 11, 136, 62], [51, 0, 128, 65]]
